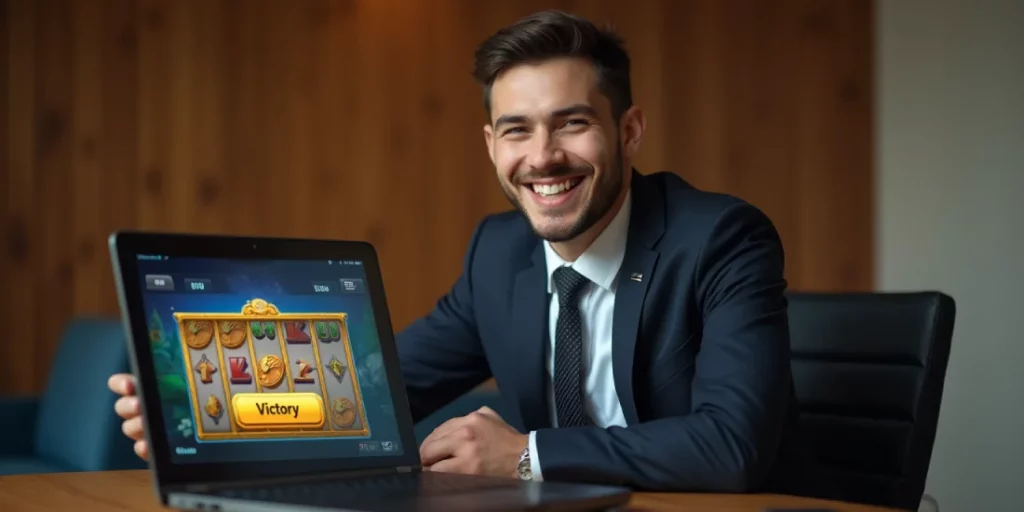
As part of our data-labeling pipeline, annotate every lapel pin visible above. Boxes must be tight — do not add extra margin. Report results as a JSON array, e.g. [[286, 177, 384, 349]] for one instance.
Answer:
[[629, 273, 643, 282]]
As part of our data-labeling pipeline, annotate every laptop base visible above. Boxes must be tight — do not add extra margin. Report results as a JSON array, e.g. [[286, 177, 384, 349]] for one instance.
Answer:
[[169, 480, 630, 511]]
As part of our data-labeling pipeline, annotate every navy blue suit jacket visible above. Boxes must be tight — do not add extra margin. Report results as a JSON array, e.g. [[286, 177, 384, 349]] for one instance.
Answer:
[[397, 171, 832, 497]]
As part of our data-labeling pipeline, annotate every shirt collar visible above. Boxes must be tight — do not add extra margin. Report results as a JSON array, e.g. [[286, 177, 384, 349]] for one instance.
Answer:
[[543, 190, 632, 294]]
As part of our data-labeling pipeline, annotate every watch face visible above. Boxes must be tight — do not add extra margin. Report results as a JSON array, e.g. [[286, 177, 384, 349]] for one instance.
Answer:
[[517, 458, 532, 479]]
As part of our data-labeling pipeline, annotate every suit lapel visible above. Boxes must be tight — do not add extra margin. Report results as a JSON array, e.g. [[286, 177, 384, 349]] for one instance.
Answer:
[[612, 171, 666, 425], [511, 243, 551, 431]]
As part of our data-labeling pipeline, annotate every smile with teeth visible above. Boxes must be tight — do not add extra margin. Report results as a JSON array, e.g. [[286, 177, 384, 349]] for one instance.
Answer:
[[530, 178, 583, 197]]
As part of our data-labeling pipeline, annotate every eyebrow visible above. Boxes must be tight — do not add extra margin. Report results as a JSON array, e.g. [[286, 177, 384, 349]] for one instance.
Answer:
[[493, 104, 599, 129]]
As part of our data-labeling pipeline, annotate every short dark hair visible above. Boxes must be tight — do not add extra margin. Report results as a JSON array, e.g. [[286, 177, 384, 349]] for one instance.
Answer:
[[472, 10, 633, 121]]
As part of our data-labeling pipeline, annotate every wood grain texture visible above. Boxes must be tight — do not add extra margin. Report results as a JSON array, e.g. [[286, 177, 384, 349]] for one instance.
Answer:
[[0, 469, 903, 512], [1, 0, 874, 394]]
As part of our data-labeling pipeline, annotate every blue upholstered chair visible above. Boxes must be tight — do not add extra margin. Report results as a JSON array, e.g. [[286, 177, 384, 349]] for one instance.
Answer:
[[0, 318, 147, 475]]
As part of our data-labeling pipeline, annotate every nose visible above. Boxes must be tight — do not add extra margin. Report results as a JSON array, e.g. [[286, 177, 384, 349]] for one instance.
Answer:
[[524, 131, 566, 171]]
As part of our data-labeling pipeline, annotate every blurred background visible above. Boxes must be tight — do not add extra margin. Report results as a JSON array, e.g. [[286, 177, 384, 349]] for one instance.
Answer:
[[1, 0, 1021, 510]]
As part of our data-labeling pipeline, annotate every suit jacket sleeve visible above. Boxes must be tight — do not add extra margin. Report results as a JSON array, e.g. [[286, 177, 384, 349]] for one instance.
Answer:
[[396, 218, 492, 423], [533, 203, 792, 492]]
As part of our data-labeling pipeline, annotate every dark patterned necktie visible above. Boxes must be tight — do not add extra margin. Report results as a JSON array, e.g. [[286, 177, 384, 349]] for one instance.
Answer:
[[552, 266, 592, 428]]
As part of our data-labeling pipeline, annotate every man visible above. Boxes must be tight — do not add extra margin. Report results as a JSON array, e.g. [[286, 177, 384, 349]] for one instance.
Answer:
[[110, 10, 833, 498]]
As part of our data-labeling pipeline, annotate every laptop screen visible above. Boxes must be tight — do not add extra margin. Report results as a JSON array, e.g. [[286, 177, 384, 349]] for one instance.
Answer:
[[132, 254, 405, 465]]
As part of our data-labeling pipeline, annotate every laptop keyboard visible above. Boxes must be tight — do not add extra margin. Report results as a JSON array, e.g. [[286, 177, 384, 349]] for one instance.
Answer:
[[211, 471, 521, 506]]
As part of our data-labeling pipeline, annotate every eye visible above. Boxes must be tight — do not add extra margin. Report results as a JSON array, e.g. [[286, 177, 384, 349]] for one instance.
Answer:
[[562, 118, 590, 129], [501, 127, 527, 137]]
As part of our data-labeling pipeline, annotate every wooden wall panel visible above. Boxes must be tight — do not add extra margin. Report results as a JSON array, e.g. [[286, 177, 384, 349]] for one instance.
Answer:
[[1, 0, 874, 394]]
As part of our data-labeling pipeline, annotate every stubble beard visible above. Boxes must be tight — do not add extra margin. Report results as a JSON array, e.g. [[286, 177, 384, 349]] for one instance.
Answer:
[[501, 146, 624, 243]]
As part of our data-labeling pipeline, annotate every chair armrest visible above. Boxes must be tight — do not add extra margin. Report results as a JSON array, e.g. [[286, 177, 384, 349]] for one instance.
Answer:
[[0, 396, 40, 456]]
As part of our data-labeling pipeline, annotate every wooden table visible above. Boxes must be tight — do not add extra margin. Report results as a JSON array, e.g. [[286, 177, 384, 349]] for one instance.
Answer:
[[0, 470, 903, 511]]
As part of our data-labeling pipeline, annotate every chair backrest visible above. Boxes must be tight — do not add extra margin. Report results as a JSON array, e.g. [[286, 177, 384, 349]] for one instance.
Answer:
[[787, 292, 955, 510], [34, 318, 147, 472]]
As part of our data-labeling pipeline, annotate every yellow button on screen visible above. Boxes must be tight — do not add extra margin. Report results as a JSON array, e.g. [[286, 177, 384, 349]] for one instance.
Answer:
[[232, 393, 325, 430]]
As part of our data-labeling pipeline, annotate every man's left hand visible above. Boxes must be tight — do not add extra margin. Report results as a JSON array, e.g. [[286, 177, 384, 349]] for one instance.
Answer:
[[419, 406, 527, 478]]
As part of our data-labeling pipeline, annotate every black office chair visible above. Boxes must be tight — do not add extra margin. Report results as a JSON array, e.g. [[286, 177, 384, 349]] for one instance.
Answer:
[[787, 291, 955, 511]]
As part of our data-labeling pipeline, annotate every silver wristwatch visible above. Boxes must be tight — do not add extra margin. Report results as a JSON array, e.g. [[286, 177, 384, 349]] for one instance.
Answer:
[[516, 446, 533, 480]]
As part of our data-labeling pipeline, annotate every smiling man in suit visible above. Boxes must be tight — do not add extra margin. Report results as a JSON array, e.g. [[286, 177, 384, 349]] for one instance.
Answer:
[[110, 10, 832, 498]]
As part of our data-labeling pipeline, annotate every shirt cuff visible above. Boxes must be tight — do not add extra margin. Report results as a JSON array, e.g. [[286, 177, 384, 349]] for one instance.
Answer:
[[528, 430, 544, 481]]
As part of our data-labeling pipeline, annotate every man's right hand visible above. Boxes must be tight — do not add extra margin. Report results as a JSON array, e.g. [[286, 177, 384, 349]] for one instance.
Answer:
[[108, 373, 150, 461]]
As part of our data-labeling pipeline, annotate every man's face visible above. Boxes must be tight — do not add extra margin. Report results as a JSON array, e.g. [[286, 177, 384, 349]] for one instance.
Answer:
[[483, 57, 625, 243]]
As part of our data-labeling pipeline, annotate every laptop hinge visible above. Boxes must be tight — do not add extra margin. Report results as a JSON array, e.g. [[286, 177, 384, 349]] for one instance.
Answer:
[[179, 465, 421, 492]]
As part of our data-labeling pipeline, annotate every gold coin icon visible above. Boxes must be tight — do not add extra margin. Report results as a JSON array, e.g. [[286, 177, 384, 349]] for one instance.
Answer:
[[185, 320, 213, 350], [219, 321, 247, 349], [258, 355, 285, 388], [331, 397, 357, 429], [205, 395, 223, 425]]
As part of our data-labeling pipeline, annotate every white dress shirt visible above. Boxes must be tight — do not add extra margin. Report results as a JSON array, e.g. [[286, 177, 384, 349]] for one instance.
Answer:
[[527, 191, 632, 481]]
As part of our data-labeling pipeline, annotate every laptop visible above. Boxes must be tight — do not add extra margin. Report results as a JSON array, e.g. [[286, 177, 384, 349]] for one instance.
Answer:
[[108, 231, 631, 511]]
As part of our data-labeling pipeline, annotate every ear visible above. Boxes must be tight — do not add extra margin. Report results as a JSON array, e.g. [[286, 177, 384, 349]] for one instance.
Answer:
[[483, 124, 496, 165], [619, 105, 646, 160]]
